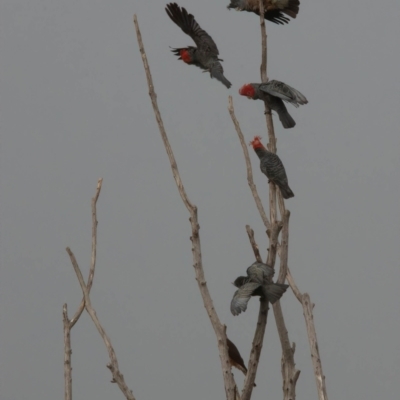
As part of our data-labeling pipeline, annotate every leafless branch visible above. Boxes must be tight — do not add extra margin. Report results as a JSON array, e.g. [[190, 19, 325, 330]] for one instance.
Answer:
[[277, 190, 286, 220], [277, 241, 329, 400], [66, 247, 136, 400], [268, 183, 278, 224], [272, 211, 301, 400], [259, 0, 267, 83], [245, 225, 263, 263], [134, 14, 236, 400], [133, 16, 192, 211], [228, 96, 270, 231], [241, 299, 269, 400], [275, 211, 289, 285], [265, 113, 276, 154], [286, 267, 302, 302], [266, 221, 283, 267], [70, 178, 103, 328], [63, 304, 72, 400], [277, 249, 329, 400], [258, 0, 277, 155], [302, 294, 328, 400], [63, 178, 103, 400]]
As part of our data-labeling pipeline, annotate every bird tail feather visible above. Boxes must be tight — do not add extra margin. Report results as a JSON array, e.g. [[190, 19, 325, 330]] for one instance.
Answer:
[[278, 109, 296, 129], [211, 68, 232, 89], [277, 183, 295, 199]]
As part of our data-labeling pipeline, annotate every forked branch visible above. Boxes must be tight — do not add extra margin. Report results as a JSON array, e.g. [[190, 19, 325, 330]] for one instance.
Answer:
[[245, 225, 263, 263], [134, 14, 236, 400], [69, 178, 103, 327], [66, 247, 136, 400], [63, 178, 103, 400]]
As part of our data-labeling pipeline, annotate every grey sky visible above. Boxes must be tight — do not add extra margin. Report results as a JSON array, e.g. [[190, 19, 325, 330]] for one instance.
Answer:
[[1, 0, 399, 399]]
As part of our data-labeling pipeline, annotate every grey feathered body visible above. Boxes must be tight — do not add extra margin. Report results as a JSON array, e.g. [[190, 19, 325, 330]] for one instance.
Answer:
[[254, 146, 294, 199]]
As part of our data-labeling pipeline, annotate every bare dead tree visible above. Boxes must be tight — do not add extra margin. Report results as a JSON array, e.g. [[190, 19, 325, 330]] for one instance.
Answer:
[[61, 3, 328, 400]]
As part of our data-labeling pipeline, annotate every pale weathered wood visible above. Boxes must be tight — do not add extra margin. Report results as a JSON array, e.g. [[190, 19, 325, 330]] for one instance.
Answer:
[[273, 211, 300, 400], [134, 14, 236, 400], [228, 97, 270, 232], [302, 294, 328, 400], [246, 225, 263, 263], [63, 178, 103, 400], [66, 247, 136, 400], [241, 299, 269, 400], [69, 178, 102, 328], [63, 304, 72, 400]]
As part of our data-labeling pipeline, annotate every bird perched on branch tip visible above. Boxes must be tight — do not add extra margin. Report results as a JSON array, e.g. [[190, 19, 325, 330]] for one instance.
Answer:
[[249, 136, 294, 199], [239, 81, 307, 128]]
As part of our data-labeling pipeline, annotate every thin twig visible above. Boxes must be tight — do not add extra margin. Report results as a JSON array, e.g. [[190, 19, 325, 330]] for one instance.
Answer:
[[133, 16, 192, 211], [63, 305, 72, 400], [134, 14, 236, 400], [302, 294, 328, 400], [63, 179, 103, 400], [228, 96, 270, 231], [277, 254, 329, 400], [70, 178, 103, 328], [258, 0, 277, 155], [245, 225, 262, 263], [286, 267, 302, 302], [66, 247, 136, 400], [259, 0, 267, 83]]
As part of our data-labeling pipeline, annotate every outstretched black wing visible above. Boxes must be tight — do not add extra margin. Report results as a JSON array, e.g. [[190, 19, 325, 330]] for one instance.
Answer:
[[166, 3, 219, 55]]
